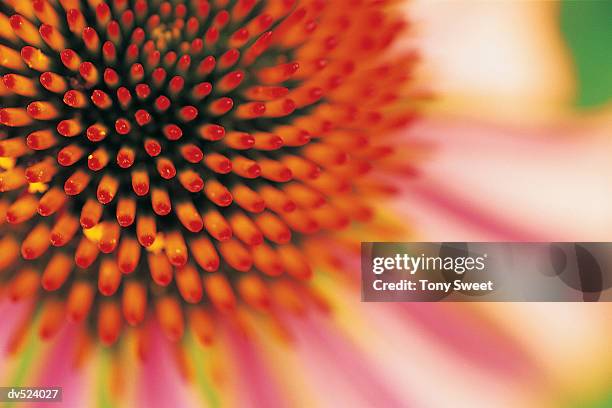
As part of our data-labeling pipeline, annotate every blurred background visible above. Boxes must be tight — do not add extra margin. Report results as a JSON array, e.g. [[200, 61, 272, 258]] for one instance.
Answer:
[[402, 0, 612, 242], [386, 1, 612, 407]]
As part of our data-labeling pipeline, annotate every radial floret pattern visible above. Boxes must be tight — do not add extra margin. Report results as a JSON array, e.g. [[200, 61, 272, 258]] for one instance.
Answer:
[[0, 0, 416, 345]]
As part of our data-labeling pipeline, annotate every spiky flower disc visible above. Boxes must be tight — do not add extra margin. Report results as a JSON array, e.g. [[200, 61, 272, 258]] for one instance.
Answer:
[[0, 0, 415, 345]]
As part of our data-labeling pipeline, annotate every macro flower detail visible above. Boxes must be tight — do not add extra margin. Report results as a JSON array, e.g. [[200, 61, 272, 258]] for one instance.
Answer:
[[0, 0, 415, 346]]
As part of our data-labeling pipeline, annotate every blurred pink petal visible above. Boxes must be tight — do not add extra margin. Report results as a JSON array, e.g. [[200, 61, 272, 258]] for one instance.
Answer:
[[397, 116, 612, 241]]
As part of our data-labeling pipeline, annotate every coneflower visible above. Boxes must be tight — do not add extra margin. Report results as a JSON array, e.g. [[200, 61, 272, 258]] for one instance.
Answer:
[[0, 0, 416, 346]]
